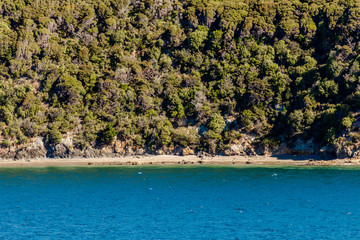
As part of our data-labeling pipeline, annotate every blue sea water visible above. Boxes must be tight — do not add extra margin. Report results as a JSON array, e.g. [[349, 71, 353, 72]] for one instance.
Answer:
[[0, 166, 360, 239]]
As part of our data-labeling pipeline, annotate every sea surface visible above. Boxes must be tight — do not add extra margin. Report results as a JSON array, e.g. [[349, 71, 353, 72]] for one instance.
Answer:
[[0, 165, 360, 239]]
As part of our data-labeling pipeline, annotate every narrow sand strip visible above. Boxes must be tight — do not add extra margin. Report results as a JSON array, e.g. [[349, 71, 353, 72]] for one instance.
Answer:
[[0, 155, 359, 167]]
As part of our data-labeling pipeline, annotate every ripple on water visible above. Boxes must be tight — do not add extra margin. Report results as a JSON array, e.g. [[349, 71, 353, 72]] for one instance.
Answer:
[[0, 166, 360, 239]]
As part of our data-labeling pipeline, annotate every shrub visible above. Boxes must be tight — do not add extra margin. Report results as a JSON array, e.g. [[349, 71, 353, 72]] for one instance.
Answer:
[[188, 25, 209, 50], [97, 124, 117, 144], [46, 127, 62, 145], [172, 127, 200, 147], [1, 139, 10, 148], [341, 116, 354, 130]]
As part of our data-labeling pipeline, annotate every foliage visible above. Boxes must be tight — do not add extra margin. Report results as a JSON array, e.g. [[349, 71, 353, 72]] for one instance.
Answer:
[[98, 124, 117, 144], [1, 139, 10, 148], [1, 0, 360, 152]]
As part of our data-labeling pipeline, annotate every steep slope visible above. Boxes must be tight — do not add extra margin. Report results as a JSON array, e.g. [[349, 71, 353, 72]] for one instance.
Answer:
[[1, 0, 360, 158]]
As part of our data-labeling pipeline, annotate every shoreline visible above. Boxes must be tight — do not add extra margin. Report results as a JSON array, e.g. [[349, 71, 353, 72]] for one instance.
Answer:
[[0, 155, 359, 167]]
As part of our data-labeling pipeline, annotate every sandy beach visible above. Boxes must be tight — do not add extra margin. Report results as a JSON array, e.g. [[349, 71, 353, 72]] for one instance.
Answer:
[[0, 155, 359, 167]]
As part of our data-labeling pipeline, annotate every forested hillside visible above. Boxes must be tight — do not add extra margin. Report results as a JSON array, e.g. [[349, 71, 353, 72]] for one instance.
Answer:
[[1, 0, 360, 158]]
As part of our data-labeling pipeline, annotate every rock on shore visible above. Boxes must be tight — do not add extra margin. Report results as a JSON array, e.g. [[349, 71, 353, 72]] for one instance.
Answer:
[[0, 133, 358, 161]]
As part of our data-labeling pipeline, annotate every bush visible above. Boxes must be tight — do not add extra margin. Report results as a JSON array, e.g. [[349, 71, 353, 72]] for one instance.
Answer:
[[46, 127, 62, 145], [172, 127, 200, 147], [262, 137, 280, 150], [97, 124, 117, 144], [208, 113, 226, 137], [1, 139, 10, 148], [188, 25, 209, 50], [341, 116, 354, 130]]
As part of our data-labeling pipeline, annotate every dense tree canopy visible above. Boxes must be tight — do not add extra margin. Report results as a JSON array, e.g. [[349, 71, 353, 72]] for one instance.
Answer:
[[1, 0, 360, 155]]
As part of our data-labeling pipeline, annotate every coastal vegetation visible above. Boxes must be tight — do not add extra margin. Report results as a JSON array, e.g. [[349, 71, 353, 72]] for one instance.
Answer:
[[1, 0, 360, 157]]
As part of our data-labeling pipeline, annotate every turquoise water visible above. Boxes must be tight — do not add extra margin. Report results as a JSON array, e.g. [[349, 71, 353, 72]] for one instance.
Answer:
[[0, 166, 360, 239]]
